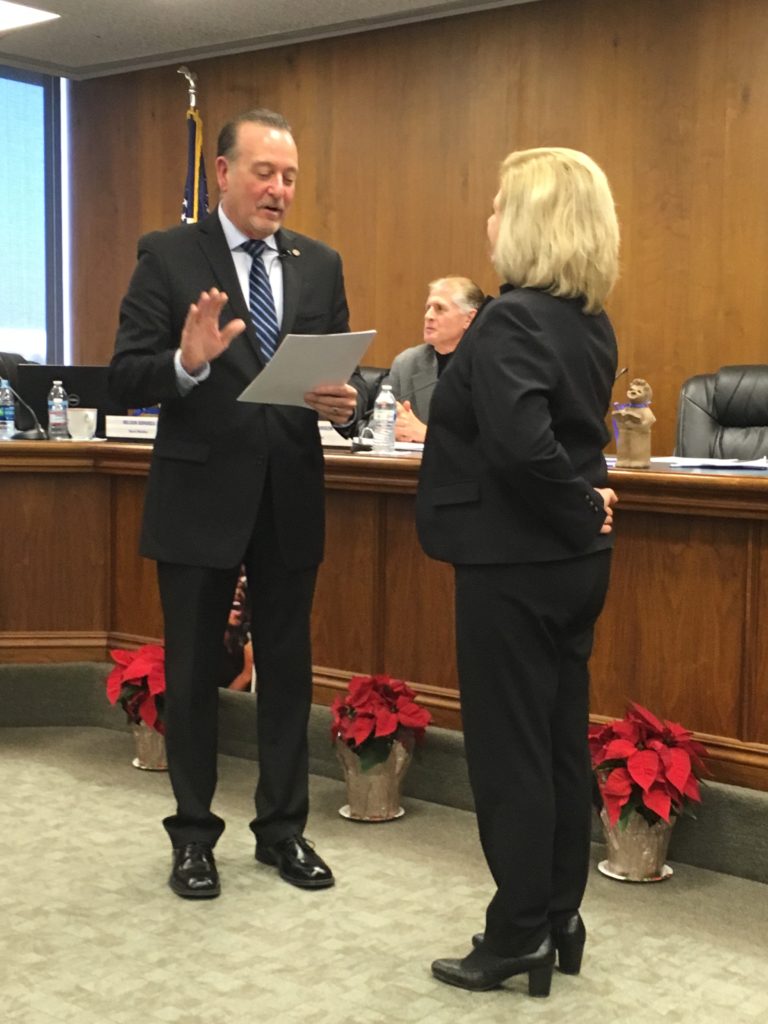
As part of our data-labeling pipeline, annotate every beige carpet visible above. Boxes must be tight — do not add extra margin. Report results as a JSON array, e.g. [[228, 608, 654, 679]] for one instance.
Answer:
[[2, 726, 766, 1024]]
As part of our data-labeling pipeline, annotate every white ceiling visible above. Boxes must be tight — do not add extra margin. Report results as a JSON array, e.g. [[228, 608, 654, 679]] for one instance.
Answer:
[[0, 0, 539, 79]]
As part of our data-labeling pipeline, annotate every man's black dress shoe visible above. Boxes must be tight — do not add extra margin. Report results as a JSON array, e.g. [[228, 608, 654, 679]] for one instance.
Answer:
[[472, 912, 586, 975], [256, 834, 334, 889], [432, 935, 555, 995], [169, 842, 220, 899]]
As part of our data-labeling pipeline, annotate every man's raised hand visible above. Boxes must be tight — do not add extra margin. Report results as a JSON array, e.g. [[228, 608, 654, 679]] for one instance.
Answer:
[[179, 289, 245, 375]]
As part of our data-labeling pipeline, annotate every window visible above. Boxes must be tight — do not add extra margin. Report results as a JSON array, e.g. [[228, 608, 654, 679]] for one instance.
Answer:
[[0, 65, 63, 364]]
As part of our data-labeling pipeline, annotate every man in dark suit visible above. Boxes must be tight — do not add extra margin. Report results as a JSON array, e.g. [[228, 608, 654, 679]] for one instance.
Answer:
[[109, 109, 365, 899]]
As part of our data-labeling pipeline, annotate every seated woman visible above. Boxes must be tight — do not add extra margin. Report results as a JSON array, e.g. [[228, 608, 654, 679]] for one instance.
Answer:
[[373, 277, 485, 442]]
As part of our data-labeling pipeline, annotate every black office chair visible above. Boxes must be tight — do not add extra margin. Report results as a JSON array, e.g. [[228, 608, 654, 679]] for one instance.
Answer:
[[0, 351, 38, 432], [675, 364, 768, 458], [358, 365, 390, 419]]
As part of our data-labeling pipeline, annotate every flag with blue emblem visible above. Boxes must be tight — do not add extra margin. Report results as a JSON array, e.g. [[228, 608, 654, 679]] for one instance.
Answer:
[[181, 107, 209, 223]]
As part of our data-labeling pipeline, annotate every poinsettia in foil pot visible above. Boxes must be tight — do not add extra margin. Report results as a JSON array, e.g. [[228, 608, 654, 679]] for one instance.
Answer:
[[331, 674, 432, 771], [107, 644, 166, 734], [589, 702, 708, 826]]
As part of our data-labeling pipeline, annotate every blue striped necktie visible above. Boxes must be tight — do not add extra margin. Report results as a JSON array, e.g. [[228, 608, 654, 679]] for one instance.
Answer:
[[242, 239, 279, 362]]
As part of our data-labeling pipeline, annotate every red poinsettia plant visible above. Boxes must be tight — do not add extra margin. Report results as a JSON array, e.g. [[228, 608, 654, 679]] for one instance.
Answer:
[[589, 702, 708, 827], [106, 644, 166, 734], [331, 674, 432, 771]]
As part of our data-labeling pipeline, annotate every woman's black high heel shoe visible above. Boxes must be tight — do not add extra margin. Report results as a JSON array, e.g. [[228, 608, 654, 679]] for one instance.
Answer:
[[431, 934, 555, 996], [472, 912, 586, 976], [551, 912, 586, 975]]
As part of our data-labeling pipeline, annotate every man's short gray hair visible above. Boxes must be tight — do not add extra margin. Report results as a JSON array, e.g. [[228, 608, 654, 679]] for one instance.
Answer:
[[428, 277, 485, 314]]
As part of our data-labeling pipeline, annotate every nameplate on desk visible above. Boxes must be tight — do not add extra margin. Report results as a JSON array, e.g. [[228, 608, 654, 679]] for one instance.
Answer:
[[318, 420, 352, 448], [105, 415, 158, 440], [607, 455, 768, 470], [666, 456, 768, 470]]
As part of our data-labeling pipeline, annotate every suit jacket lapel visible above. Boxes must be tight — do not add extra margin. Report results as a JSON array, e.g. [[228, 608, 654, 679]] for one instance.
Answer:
[[277, 228, 301, 340], [411, 348, 437, 418]]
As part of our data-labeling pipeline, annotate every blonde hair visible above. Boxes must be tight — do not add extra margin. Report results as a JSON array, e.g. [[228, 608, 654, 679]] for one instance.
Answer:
[[427, 276, 485, 314], [491, 147, 619, 314]]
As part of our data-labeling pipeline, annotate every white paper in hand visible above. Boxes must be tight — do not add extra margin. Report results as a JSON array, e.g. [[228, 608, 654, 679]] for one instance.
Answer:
[[237, 330, 375, 407]]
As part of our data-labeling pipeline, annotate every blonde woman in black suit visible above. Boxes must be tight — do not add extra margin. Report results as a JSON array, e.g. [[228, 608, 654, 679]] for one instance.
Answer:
[[416, 148, 620, 996]]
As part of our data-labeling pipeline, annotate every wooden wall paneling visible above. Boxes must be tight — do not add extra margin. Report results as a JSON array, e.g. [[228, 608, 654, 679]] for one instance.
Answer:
[[670, 3, 730, 389], [1, 446, 767, 787], [311, 489, 380, 678], [2, 472, 110, 630], [591, 510, 748, 740], [592, 0, 768, 449], [381, 493, 459, 720], [71, 75, 143, 367], [600, 0, 727, 427], [719, 0, 768, 368], [0, 470, 110, 660], [351, 17, 503, 364], [109, 475, 163, 644], [314, 35, 376, 353], [71, 0, 768, 451]]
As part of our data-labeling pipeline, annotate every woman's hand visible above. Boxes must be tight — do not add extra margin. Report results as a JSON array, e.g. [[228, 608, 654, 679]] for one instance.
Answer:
[[595, 487, 618, 534]]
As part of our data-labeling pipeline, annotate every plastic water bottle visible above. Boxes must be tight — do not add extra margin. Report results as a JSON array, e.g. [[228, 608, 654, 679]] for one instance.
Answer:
[[372, 383, 397, 454], [0, 379, 15, 439], [47, 380, 69, 440]]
